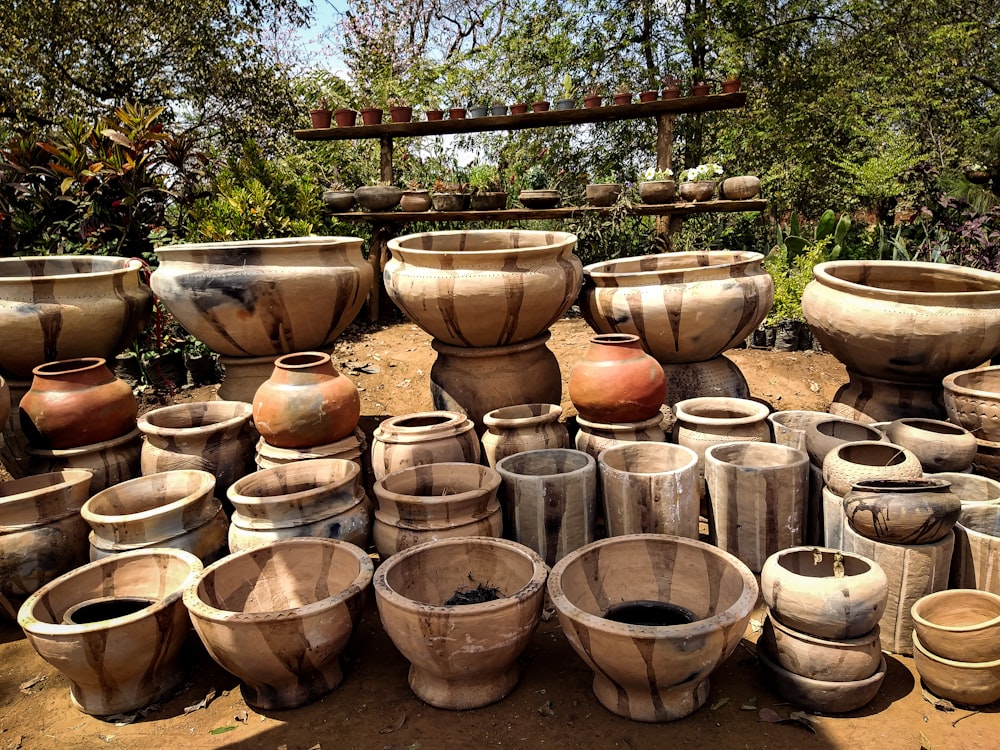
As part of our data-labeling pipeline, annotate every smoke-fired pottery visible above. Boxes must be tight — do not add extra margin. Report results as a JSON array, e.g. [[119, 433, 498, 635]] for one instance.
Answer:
[[26, 427, 141, 493], [804, 417, 884, 467], [660, 356, 752, 406], [912, 631, 1000, 706], [370, 411, 480, 481], [884, 418, 976, 472], [481, 404, 569, 469], [829, 371, 948, 424], [912, 589, 1000, 663], [759, 612, 882, 682], [255, 427, 366, 471], [943, 365, 1000, 440], [354, 185, 402, 211], [843, 478, 960, 545], [821, 440, 923, 497], [574, 411, 667, 460], [767, 410, 832, 453], [568, 334, 666, 423], [952, 505, 1000, 595]]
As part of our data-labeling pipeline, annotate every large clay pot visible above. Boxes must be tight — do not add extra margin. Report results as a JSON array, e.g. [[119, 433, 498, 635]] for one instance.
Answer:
[[884, 418, 976, 472], [374, 537, 547, 709], [372, 462, 503, 559], [574, 411, 667, 460], [678, 181, 716, 202], [952, 505, 1000, 595], [26, 428, 142, 493], [822, 440, 923, 497], [637, 180, 675, 204], [548, 534, 758, 722], [370, 411, 480, 481], [184, 538, 373, 710], [568, 334, 666, 423], [912, 589, 1000, 663], [384, 229, 582, 348], [481, 404, 569, 469], [17, 548, 202, 716], [660, 355, 752, 406], [400, 190, 432, 212], [253, 351, 360, 448], [354, 185, 402, 211], [830, 371, 948, 423], [580, 251, 774, 365], [943, 365, 1000, 440], [843, 478, 961, 545], [759, 612, 882, 683], [150, 237, 373, 358], [19, 357, 136, 449], [912, 631, 1000, 706]]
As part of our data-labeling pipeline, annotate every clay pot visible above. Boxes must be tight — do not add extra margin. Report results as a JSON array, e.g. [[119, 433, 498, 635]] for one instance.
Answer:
[[227, 458, 371, 553], [843, 478, 961, 545], [831, 371, 948, 423], [425, 109, 444, 120], [333, 108, 356, 127], [580, 251, 774, 364], [582, 95, 602, 108], [804, 417, 884, 467], [548, 534, 758, 722], [389, 105, 412, 122], [637, 180, 676, 204], [374, 537, 547, 709], [574, 411, 667, 460], [322, 190, 355, 211], [0, 256, 153, 380], [0, 469, 93, 605], [481, 403, 569, 468], [638, 90, 658, 103], [660, 356, 751, 406], [937, 471, 1000, 505], [253, 352, 360, 449], [973, 437, 1000, 481], [768, 410, 831, 453], [802, 260, 1000, 384], [399, 190, 432, 212], [0, 376, 10, 431], [469, 192, 508, 210], [569, 334, 667, 423], [760, 546, 888, 640], [612, 92, 632, 105], [517, 189, 560, 208], [718, 176, 760, 200], [490, 104, 509, 116], [943, 365, 1000, 440], [82, 470, 227, 563], [678, 181, 716, 201], [184, 538, 373, 710], [585, 183, 623, 207], [912, 631, 1000, 706], [17, 548, 202, 716], [26, 428, 142, 493], [597, 442, 699, 538], [448, 107, 466, 119], [951, 505, 1000, 595], [372, 462, 502, 559], [885, 418, 976, 472], [385, 230, 581, 348], [912, 589, 1000, 663], [822, 440, 923, 497], [151, 237, 373, 359], [690, 83, 710, 96], [705, 442, 809, 572], [255, 428, 366, 471], [19, 357, 136, 449], [496, 449, 598, 565], [355, 185, 402, 211], [759, 613, 882, 683], [430, 192, 469, 211], [371, 411, 480, 481]]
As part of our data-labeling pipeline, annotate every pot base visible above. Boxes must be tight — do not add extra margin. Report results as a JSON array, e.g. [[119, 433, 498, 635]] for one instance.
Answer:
[[242, 661, 345, 711], [830, 370, 947, 423], [410, 662, 519, 710], [592, 672, 710, 722]]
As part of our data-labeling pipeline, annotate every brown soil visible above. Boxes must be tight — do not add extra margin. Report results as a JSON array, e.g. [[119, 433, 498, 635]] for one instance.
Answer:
[[1, 316, 995, 750]]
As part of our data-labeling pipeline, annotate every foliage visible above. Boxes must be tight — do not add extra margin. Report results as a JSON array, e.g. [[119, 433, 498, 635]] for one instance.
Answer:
[[764, 242, 827, 325], [678, 163, 723, 182], [467, 163, 503, 193], [521, 164, 553, 191], [774, 209, 851, 266]]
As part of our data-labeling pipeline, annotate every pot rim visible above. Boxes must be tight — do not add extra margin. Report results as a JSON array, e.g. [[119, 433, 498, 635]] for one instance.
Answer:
[[812, 260, 1000, 303], [583, 250, 765, 284], [483, 403, 562, 428], [81, 469, 217, 527], [765, 546, 885, 585], [943, 365, 1000, 398], [576, 411, 666, 432], [25, 427, 140, 457], [227, 458, 361, 509], [0, 468, 93, 503], [827, 439, 914, 467], [913, 630, 1000, 669], [705, 440, 809, 470], [31, 356, 107, 378], [887, 417, 972, 438], [847, 477, 952, 493], [496, 448, 596, 479], [137, 400, 254, 436], [374, 462, 502, 506], [155, 236, 365, 257], [387, 228, 576, 261], [0, 256, 145, 284], [273, 351, 333, 370], [373, 411, 473, 443], [596, 442, 698, 476], [673, 397, 770, 426], [0, 469, 93, 530], [912, 589, 1000, 635]]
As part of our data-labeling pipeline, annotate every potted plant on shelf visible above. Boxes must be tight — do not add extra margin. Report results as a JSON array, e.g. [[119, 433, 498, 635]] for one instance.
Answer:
[[425, 95, 445, 120], [449, 104, 467, 119], [661, 75, 681, 99], [360, 101, 383, 126], [583, 85, 603, 108], [531, 95, 550, 113], [678, 163, 723, 201], [718, 174, 761, 200], [585, 173, 623, 207], [322, 178, 356, 212], [355, 180, 403, 211], [469, 102, 489, 118], [612, 85, 632, 105], [555, 74, 576, 110], [334, 105, 357, 127], [965, 163, 991, 184], [490, 101, 508, 116], [431, 178, 470, 211], [388, 99, 413, 123], [310, 97, 332, 129], [638, 167, 675, 204], [518, 165, 560, 208], [639, 84, 658, 103], [510, 101, 529, 115], [400, 180, 433, 212], [690, 80, 711, 97], [468, 164, 508, 210], [721, 73, 742, 94]]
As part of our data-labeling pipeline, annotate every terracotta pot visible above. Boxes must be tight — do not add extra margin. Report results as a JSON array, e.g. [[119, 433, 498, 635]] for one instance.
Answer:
[[768, 410, 832, 453], [805, 417, 884, 467], [912, 631, 1000, 706], [510, 102, 529, 114], [255, 428, 366, 471], [359, 107, 382, 126], [843, 478, 961, 545], [371, 411, 480, 481], [705, 442, 809, 572], [638, 180, 675, 204], [760, 546, 888, 640], [831, 370, 947, 423], [253, 352, 360, 449], [17, 548, 202, 716], [719, 175, 759, 199], [309, 109, 331, 129], [531, 100, 550, 112], [548, 534, 757, 722], [354, 185, 402, 211], [399, 190, 432, 212], [573, 411, 667, 460], [597, 442, 699, 538], [227, 458, 371, 553], [822, 440, 923, 497], [580, 251, 774, 364], [912, 589, 1000, 663], [759, 613, 882, 683], [612, 92, 632, 105], [0, 255, 153, 380], [517, 189, 561, 208], [585, 183, 623, 207], [690, 83, 710, 96], [0, 469, 92, 604], [19, 357, 136, 450], [481, 403, 569, 468], [448, 107, 466, 119], [26, 427, 142, 493], [372, 462, 502, 559], [660, 355, 751, 406], [184, 538, 373, 710], [721, 77, 741, 94], [638, 90, 658, 102], [496, 448, 597, 565], [151, 237, 373, 358], [678, 181, 716, 201], [333, 108, 356, 127], [582, 95, 602, 108], [430, 192, 469, 211], [425, 109, 444, 121], [662, 85, 681, 99], [951, 506, 1000, 595], [468, 191, 507, 210], [374, 537, 547, 709], [943, 365, 1000, 440], [569, 334, 666, 423], [885, 417, 976, 472], [389, 105, 412, 122]]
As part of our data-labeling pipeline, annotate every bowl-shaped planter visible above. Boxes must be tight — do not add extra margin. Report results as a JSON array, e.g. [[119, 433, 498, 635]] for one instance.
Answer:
[[400, 190, 432, 212], [678, 181, 716, 201], [322, 190, 356, 211], [585, 183, 623, 207], [517, 189, 560, 208], [719, 176, 761, 200], [184, 538, 373, 710], [804, 417, 885, 467], [469, 192, 508, 211], [952, 502, 1000, 594], [912, 631, 1000, 706], [884, 417, 977, 472], [151, 237, 373, 359], [384, 230, 581, 348], [843, 478, 961, 545], [548, 534, 757, 722], [374, 537, 547, 709], [431, 192, 470, 211], [355, 185, 402, 211], [637, 180, 675, 204], [943, 365, 1000, 441], [912, 589, 1000, 663], [580, 251, 774, 364], [822, 440, 923, 497], [371, 411, 481, 481], [17, 548, 202, 716], [759, 613, 882, 682]]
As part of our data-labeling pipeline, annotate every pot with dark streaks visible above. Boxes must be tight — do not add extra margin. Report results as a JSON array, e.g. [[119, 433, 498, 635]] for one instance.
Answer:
[[370, 411, 480, 481], [481, 403, 569, 468], [843, 478, 960, 545], [26, 427, 142, 493]]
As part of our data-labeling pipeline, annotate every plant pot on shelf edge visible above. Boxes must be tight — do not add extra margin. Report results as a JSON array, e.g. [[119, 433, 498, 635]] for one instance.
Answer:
[[585, 184, 623, 207], [431, 192, 470, 211], [360, 107, 383, 126], [583, 95, 602, 108], [489, 104, 508, 116], [531, 101, 550, 113], [334, 108, 357, 127], [389, 105, 413, 122], [448, 107, 466, 119], [468, 105, 489, 118], [469, 192, 508, 211], [639, 90, 658, 103], [612, 92, 632, 105], [426, 109, 444, 121], [309, 109, 332, 129], [691, 83, 710, 96], [554, 99, 574, 110], [721, 77, 742, 94], [510, 103, 529, 115], [518, 190, 560, 209]]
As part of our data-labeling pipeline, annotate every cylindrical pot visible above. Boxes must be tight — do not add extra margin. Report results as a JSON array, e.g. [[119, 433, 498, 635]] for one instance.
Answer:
[[333, 108, 356, 127], [481, 403, 569, 468], [531, 100, 550, 112], [884, 418, 976, 472], [360, 107, 382, 125], [389, 105, 413, 122], [612, 92, 632, 105], [585, 183, 623, 207], [672, 397, 770, 490], [912, 631, 1000, 706], [26, 428, 142, 493], [496, 449, 597, 565], [568, 334, 667, 423], [399, 190, 432, 212], [843, 478, 961, 545], [255, 428, 366, 471], [951, 505, 1000, 595], [573, 411, 667, 460], [370, 411, 480, 481], [705, 442, 809, 572], [468, 192, 508, 211], [597, 442, 700, 539], [912, 589, 1000, 663], [678, 181, 716, 201], [768, 410, 833, 453], [448, 107, 466, 119], [822, 440, 923, 497], [253, 351, 360, 448], [509, 103, 529, 115], [19, 357, 137, 449], [425, 109, 444, 121], [582, 95, 602, 108], [805, 417, 884, 467], [373, 462, 503, 559], [355, 185, 402, 211], [638, 180, 676, 204], [759, 613, 882, 683]]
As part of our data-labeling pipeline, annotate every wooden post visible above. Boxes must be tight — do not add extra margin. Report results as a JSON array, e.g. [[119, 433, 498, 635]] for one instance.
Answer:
[[368, 222, 393, 322], [380, 137, 394, 183], [654, 114, 676, 245]]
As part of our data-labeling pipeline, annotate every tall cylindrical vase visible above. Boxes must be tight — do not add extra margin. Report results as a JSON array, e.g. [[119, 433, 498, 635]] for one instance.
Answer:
[[568, 334, 666, 423]]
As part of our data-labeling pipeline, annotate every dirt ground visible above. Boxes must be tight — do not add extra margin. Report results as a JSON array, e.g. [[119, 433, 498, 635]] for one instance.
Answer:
[[1, 315, 996, 750]]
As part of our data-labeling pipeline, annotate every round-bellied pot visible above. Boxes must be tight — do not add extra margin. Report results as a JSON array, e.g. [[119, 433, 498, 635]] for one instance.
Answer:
[[884, 418, 976, 472], [19, 357, 137, 449], [399, 190, 432, 212], [517, 189, 560, 208], [0, 255, 153, 380], [253, 351, 360, 448], [226, 458, 371, 553], [912, 631, 1000, 706], [568, 334, 666, 423], [943, 365, 1000, 440], [678, 181, 716, 201], [580, 251, 774, 365], [951, 505, 1000, 594], [574, 411, 667, 460], [256, 427, 366, 471], [822, 440, 923, 497], [719, 176, 760, 200], [585, 183, 623, 207], [137, 401, 257, 495], [547, 534, 758, 722], [912, 589, 1000, 663], [81, 470, 227, 563], [354, 185, 402, 211], [384, 230, 581, 348], [0, 469, 93, 606], [374, 537, 547, 709], [370, 411, 480, 481], [481, 403, 569, 469], [830, 371, 948, 423], [660, 355, 751, 406], [843, 478, 961, 545], [496, 449, 597, 565], [322, 189, 355, 211], [637, 180, 675, 204], [184, 538, 373, 710], [759, 612, 882, 683], [372, 462, 503, 559], [768, 410, 832, 453], [804, 417, 884, 467], [26, 428, 142, 493], [760, 546, 888, 640], [597, 442, 699, 539], [17, 548, 202, 716]]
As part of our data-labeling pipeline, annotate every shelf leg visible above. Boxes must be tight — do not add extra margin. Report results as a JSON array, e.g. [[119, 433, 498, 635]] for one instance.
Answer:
[[368, 223, 392, 321]]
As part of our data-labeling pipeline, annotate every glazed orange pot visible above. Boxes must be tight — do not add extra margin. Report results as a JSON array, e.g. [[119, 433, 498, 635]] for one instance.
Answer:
[[568, 334, 666, 423]]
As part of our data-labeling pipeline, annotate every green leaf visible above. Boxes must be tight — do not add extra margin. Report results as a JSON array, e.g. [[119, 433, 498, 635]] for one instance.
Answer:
[[209, 726, 237, 735], [834, 214, 851, 246], [815, 209, 835, 240]]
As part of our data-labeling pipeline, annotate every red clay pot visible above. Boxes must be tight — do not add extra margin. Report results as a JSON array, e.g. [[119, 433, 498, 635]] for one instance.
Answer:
[[360, 107, 383, 126], [639, 90, 658, 103], [389, 105, 413, 123], [612, 92, 632, 105], [510, 103, 529, 115], [691, 83, 710, 97], [531, 100, 550, 113], [309, 109, 331, 129], [425, 109, 444, 121], [568, 334, 666, 423], [334, 108, 357, 127], [448, 107, 466, 120], [583, 95, 602, 109]]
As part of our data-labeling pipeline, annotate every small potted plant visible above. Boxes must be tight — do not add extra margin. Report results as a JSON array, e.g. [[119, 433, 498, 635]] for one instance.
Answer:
[[468, 102, 489, 118], [425, 96, 445, 120], [638, 167, 675, 204], [531, 94, 550, 113], [334, 104, 357, 127], [518, 165, 560, 208], [661, 75, 681, 99], [678, 163, 723, 201], [690, 80, 711, 97], [310, 97, 332, 129], [400, 180, 432, 212], [510, 101, 529, 115], [639, 83, 659, 103], [355, 180, 403, 211], [585, 173, 623, 207], [490, 101, 509, 116], [322, 178, 356, 212], [449, 104, 467, 119], [965, 163, 991, 184], [583, 85, 603, 108], [555, 74, 576, 110], [431, 178, 470, 211], [389, 98, 413, 123], [468, 164, 508, 210], [612, 85, 632, 105], [721, 73, 742, 94], [360, 101, 383, 126]]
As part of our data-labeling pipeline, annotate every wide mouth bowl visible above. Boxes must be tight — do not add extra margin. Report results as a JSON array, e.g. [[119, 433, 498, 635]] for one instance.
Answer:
[[31, 357, 107, 378], [374, 462, 501, 506], [706, 441, 807, 469], [138, 401, 254, 435], [0, 469, 93, 529], [765, 611, 881, 650], [0, 256, 144, 283], [813, 260, 1000, 301], [374, 411, 471, 441], [771, 546, 877, 580], [673, 397, 770, 426], [936, 473, 1000, 503], [768, 410, 831, 432], [584, 250, 764, 284], [813, 418, 883, 443], [758, 640, 888, 692], [496, 449, 595, 479], [155, 236, 365, 259], [82, 470, 217, 526], [888, 418, 971, 438], [912, 590, 1000, 635], [387, 229, 576, 261], [830, 441, 911, 467], [483, 403, 562, 427], [849, 478, 951, 493], [227, 458, 360, 511], [596, 442, 697, 475], [943, 366, 1000, 399], [913, 630, 1000, 670]]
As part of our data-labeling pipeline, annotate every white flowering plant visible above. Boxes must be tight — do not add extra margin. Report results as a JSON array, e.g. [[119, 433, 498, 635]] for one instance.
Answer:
[[642, 167, 673, 181], [678, 163, 724, 182]]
